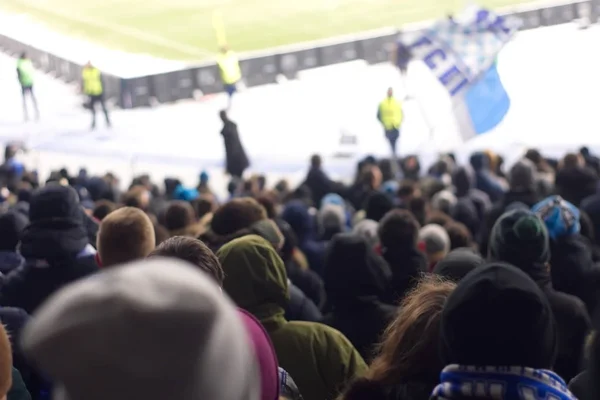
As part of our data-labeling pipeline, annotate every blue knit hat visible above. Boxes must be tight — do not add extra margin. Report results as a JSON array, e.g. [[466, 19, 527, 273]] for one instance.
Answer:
[[532, 196, 580, 240], [173, 185, 199, 202], [320, 193, 345, 209]]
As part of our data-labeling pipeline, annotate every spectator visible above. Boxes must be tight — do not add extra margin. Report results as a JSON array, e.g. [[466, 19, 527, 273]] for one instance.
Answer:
[[352, 219, 379, 247], [489, 209, 591, 381], [97, 207, 155, 268], [469, 152, 506, 202], [322, 234, 395, 361], [432, 248, 484, 282], [22, 259, 261, 400], [580, 146, 600, 176], [397, 180, 419, 207], [451, 166, 491, 232], [480, 158, 542, 257], [555, 153, 597, 206], [0, 322, 28, 400], [432, 263, 574, 400], [431, 190, 457, 216], [426, 210, 453, 227], [148, 236, 224, 286], [407, 196, 427, 227], [524, 148, 555, 196], [217, 235, 367, 400], [341, 276, 456, 400], [92, 200, 117, 221], [378, 210, 426, 303], [364, 192, 394, 223], [302, 154, 339, 207], [317, 204, 346, 241], [0, 212, 28, 275], [418, 224, 450, 271], [444, 221, 473, 250], [0, 184, 98, 314], [281, 201, 326, 276], [163, 201, 205, 238], [533, 196, 600, 313], [348, 165, 382, 211], [121, 185, 150, 211]]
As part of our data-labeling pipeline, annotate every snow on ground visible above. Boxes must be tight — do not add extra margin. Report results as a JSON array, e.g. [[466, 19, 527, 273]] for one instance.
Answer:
[[0, 22, 599, 197]]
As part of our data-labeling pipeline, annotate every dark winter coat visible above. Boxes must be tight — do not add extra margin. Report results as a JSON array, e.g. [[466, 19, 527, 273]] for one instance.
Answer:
[[221, 120, 249, 178], [321, 234, 396, 361], [381, 246, 427, 304], [555, 167, 597, 206], [302, 167, 338, 207], [469, 153, 506, 202]]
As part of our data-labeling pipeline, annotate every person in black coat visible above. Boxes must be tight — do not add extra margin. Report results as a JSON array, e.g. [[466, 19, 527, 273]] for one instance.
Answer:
[[489, 209, 591, 382], [0, 212, 28, 275], [378, 209, 427, 304], [301, 155, 341, 207], [555, 153, 597, 207], [321, 233, 396, 361], [219, 110, 249, 179], [0, 184, 99, 314]]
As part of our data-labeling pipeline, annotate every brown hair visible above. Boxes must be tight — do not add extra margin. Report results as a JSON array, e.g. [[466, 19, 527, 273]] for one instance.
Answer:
[[210, 198, 267, 236], [0, 325, 12, 398], [93, 200, 117, 221], [97, 207, 156, 268], [148, 236, 224, 286], [164, 201, 196, 231], [378, 209, 420, 250], [367, 275, 456, 384], [445, 221, 473, 250]]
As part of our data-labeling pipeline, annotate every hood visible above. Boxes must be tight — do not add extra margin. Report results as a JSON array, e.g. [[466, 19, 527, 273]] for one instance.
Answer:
[[452, 166, 475, 197], [281, 201, 314, 239], [22, 258, 260, 400], [433, 248, 484, 282], [469, 152, 490, 172], [200, 219, 283, 253], [324, 233, 391, 307], [0, 211, 28, 251], [20, 184, 88, 261], [532, 196, 580, 240], [217, 235, 289, 320], [440, 262, 557, 368]]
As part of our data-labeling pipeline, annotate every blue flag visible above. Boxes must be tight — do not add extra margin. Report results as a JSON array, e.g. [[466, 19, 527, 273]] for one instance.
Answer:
[[404, 6, 521, 140]]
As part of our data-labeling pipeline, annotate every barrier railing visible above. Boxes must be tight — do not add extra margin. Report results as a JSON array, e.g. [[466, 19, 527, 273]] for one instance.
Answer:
[[0, 0, 596, 109]]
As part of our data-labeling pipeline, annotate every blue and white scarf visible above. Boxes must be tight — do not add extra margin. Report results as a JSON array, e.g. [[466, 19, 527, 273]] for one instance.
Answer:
[[431, 365, 577, 400]]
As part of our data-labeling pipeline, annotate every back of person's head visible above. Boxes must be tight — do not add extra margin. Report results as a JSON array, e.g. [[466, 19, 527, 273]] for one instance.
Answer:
[[364, 276, 456, 384], [217, 235, 289, 317], [444, 221, 472, 250], [317, 204, 345, 240], [164, 201, 196, 231], [29, 183, 82, 225], [211, 198, 266, 236], [148, 236, 224, 286], [191, 196, 216, 220], [426, 210, 453, 227], [418, 224, 450, 266], [562, 153, 583, 169], [408, 196, 427, 227], [92, 200, 117, 221], [121, 185, 150, 210], [525, 149, 544, 164], [310, 154, 322, 169], [365, 192, 394, 222], [378, 209, 420, 251], [431, 190, 457, 215], [532, 195, 580, 240], [397, 180, 417, 202], [489, 209, 549, 271], [324, 234, 391, 306], [352, 219, 380, 247], [256, 195, 277, 219], [97, 207, 155, 268], [433, 248, 484, 282], [509, 159, 536, 192], [0, 211, 28, 252], [21, 258, 260, 400], [439, 263, 556, 368]]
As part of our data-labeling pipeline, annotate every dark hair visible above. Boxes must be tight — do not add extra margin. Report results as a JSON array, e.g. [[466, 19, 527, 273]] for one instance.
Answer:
[[211, 198, 267, 236], [164, 201, 196, 231], [191, 197, 214, 220], [256, 195, 277, 219], [408, 197, 427, 227], [378, 209, 420, 250], [149, 236, 224, 286], [427, 210, 453, 227], [445, 221, 473, 250], [398, 180, 416, 199], [563, 153, 580, 169], [93, 200, 117, 221], [310, 154, 322, 168]]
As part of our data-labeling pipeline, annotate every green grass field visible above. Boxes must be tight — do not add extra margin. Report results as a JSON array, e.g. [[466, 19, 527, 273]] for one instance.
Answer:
[[0, 0, 535, 61]]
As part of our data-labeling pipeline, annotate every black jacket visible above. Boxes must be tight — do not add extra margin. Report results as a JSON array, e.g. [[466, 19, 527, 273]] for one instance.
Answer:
[[382, 246, 427, 304], [221, 120, 249, 178], [302, 167, 339, 207], [343, 378, 435, 400], [555, 167, 597, 207], [322, 234, 396, 361]]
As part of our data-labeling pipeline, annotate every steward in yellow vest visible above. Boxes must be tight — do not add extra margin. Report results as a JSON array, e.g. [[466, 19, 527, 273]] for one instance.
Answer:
[[377, 87, 403, 155], [217, 46, 242, 109], [16, 52, 40, 121], [82, 61, 111, 130]]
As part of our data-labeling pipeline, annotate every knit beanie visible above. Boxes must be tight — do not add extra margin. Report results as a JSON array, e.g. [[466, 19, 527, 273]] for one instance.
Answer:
[[532, 196, 580, 240], [440, 263, 557, 368], [489, 209, 550, 270]]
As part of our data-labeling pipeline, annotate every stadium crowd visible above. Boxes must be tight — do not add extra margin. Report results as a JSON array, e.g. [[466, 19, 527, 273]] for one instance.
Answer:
[[0, 143, 598, 400]]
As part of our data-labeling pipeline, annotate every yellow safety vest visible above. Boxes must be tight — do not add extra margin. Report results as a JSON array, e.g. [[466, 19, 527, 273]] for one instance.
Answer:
[[82, 67, 103, 96], [379, 97, 403, 130], [217, 51, 242, 85]]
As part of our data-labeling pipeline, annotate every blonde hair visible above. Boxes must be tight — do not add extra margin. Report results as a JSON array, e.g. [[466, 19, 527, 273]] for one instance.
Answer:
[[367, 275, 456, 384]]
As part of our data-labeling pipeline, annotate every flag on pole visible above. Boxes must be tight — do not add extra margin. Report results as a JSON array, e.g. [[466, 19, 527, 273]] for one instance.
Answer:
[[404, 6, 521, 140]]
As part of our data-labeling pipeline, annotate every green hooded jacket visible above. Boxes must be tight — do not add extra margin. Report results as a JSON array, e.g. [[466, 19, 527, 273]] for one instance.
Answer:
[[218, 235, 367, 400]]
